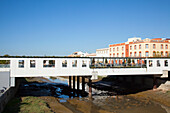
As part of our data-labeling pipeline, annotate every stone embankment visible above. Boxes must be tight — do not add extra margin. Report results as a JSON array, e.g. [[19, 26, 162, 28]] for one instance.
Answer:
[[0, 79, 20, 113]]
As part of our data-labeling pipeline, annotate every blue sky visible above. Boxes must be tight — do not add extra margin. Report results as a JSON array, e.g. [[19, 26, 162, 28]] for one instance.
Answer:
[[0, 0, 170, 56]]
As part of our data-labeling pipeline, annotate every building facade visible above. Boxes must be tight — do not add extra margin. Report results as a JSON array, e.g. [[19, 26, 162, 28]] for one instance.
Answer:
[[109, 37, 170, 57], [68, 51, 88, 57], [96, 48, 109, 57], [68, 51, 96, 57]]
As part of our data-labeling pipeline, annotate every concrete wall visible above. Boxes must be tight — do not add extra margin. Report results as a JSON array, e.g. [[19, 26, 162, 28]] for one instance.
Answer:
[[0, 78, 19, 113], [0, 72, 10, 90]]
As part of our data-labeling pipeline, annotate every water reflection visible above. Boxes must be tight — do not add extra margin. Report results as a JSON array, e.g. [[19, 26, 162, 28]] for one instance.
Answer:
[[18, 78, 88, 102]]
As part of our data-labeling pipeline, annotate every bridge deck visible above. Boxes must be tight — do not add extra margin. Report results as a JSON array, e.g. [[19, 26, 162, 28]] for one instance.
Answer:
[[0, 57, 169, 77]]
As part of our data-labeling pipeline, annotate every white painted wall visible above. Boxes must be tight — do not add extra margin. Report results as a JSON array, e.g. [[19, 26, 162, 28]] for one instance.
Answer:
[[0, 58, 170, 77]]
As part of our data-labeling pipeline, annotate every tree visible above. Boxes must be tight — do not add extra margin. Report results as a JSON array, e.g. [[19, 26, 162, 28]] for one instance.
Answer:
[[105, 58, 108, 64], [127, 58, 131, 64], [156, 51, 161, 57], [3, 54, 10, 57], [132, 59, 134, 63], [97, 59, 99, 64], [92, 58, 95, 64]]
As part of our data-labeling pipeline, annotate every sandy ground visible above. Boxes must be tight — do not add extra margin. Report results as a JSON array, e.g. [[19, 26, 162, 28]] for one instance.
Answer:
[[37, 90, 170, 113], [128, 89, 170, 107]]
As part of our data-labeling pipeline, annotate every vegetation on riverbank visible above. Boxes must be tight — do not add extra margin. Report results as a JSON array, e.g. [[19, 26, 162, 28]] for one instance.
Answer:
[[3, 96, 53, 113]]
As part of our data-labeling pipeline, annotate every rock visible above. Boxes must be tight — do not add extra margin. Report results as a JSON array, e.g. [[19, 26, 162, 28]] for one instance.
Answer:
[[158, 81, 170, 91]]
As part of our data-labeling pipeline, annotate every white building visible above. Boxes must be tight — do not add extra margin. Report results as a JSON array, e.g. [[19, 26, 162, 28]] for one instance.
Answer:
[[96, 48, 109, 57], [68, 51, 88, 57]]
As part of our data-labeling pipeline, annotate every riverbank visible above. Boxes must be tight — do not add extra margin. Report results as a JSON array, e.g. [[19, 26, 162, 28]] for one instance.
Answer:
[[3, 77, 170, 113], [128, 89, 170, 107]]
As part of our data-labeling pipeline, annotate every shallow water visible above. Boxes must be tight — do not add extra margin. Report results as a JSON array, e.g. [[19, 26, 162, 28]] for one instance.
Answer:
[[48, 77, 68, 85], [18, 77, 88, 103]]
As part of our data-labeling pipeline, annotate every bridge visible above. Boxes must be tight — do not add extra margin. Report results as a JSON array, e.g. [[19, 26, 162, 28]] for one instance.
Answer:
[[0, 57, 170, 94]]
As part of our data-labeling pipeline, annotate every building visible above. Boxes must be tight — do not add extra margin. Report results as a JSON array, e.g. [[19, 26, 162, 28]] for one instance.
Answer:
[[68, 51, 96, 57], [96, 48, 109, 57], [109, 37, 170, 57], [68, 51, 88, 57], [86, 53, 96, 57]]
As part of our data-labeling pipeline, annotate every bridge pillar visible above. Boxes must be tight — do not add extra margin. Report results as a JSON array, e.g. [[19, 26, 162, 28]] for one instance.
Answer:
[[82, 76, 85, 93], [77, 76, 80, 97], [88, 77, 92, 98], [168, 71, 170, 81], [153, 76, 157, 89], [69, 76, 71, 89], [73, 76, 75, 96]]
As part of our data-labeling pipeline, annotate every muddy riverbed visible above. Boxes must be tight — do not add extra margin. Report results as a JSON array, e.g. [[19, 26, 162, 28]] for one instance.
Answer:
[[3, 77, 170, 113]]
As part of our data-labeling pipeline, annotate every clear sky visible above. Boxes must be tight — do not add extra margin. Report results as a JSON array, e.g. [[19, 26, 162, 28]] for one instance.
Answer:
[[0, 0, 170, 56]]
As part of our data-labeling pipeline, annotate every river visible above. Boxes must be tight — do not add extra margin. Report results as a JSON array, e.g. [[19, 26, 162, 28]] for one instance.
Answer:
[[17, 77, 170, 113]]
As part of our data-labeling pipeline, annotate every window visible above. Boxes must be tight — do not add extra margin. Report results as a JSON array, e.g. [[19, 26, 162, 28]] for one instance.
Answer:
[[145, 44, 149, 49], [82, 60, 87, 67], [153, 51, 156, 57], [149, 60, 153, 67], [110, 48, 111, 52], [113, 48, 115, 51], [145, 51, 149, 57], [130, 46, 132, 50], [117, 53, 119, 57], [72, 60, 77, 67], [153, 44, 156, 49], [62, 60, 67, 67], [139, 52, 141, 57], [30, 60, 36, 68], [157, 60, 160, 67], [165, 52, 168, 57], [166, 44, 168, 49], [122, 46, 124, 51], [161, 51, 163, 57], [134, 45, 136, 50], [122, 53, 124, 57], [161, 44, 163, 49], [113, 53, 115, 57], [43, 60, 55, 67], [134, 52, 137, 57], [164, 60, 168, 67], [117, 47, 119, 51], [0, 60, 10, 68], [19, 60, 24, 68], [130, 52, 132, 57], [139, 44, 141, 49]]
